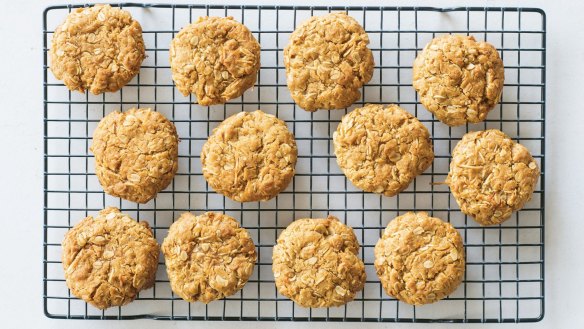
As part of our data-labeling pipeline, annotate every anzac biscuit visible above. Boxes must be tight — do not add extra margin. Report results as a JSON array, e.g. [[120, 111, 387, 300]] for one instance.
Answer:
[[61, 207, 159, 309], [161, 212, 256, 303], [333, 104, 434, 197], [169, 16, 260, 105], [413, 35, 505, 126], [374, 212, 465, 305], [447, 129, 540, 225], [272, 216, 366, 308], [90, 108, 179, 203], [201, 110, 297, 202], [50, 4, 145, 94], [284, 12, 374, 111]]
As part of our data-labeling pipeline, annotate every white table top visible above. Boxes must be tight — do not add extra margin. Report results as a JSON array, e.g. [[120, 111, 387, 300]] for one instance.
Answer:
[[1, 0, 583, 328]]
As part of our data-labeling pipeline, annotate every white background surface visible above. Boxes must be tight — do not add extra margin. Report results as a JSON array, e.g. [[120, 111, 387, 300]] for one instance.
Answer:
[[0, 0, 582, 328]]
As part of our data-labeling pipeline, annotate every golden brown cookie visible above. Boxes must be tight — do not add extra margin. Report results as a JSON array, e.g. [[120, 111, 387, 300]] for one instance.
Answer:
[[447, 129, 540, 226], [169, 16, 260, 105], [61, 207, 159, 309], [50, 4, 145, 94], [272, 216, 366, 308], [161, 212, 256, 303], [333, 104, 434, 197], [413, 35, 504, 126], [284, 12, 374, 111], [201, 110, 297, 202], [374, 212, 465, 305], [90, 108, 179, 204]]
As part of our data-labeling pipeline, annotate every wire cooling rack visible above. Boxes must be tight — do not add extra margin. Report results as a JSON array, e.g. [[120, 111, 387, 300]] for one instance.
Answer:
[[43, 3, 546, 323]]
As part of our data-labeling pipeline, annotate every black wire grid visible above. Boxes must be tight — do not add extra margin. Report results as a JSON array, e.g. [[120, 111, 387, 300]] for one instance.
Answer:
[[43, 3, 546, 323]]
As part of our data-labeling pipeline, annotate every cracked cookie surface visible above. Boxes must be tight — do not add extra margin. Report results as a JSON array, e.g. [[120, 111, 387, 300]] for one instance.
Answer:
[[333, 104, 434, 197], [284, 12, 374, 111], [447, 129, 540, 226], [272, 216, 366, 308], [50, 4, 145, 94], [201, 110, 297, 202], [170, 16, 260, 105], [62, 207, 159, 309], [90, 108, 179, 203], [161, 212, 256, 303], [374, 212, 465, 305], [413, 35, 504, 126]]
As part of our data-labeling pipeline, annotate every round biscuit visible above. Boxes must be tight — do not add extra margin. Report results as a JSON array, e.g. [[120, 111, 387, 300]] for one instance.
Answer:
[[90, 108, 179, 203], [374, 212, 465, 305], [333, 104, 434, 197], [62, 207, 159, 309], [413, 35, 504, 126], [201, 110, 297, 202], [447, 129, 540, 225], [170, 16, 260, 105], [50, 4, 145, 94], [161, 212, 256, 303], [272, 216, 366, 308], [284, 12, 374, 111]]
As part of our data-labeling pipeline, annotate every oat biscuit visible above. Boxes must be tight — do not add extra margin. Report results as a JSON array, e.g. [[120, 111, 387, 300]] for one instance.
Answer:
[[169, 16, 260, 105], [447, 129, 540, 226], [272, 216, 366, 308], [61, 207, 159, 309], [374, 212, 465, 305], [333, 104, 434, 197], [284, 12, 374, 111], [201, 110, 297, 202], [50, 4, 145, 94], [90, 108, 179, 203], [161, 212, 256, 303], [413, 35, 505, 126]]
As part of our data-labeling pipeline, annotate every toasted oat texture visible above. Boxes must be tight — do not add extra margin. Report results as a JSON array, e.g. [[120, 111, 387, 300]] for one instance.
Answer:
[[62, 207, 159, 309], [201, 110, 297, 202], [413, 35, 504, 126], [161, 212, 256, 303], [272, 216, 366, 308], [333, 104, 434, 197], [447, 129, 540, 226], [284, 12, 374, 111], [50, 4, 145, 94], [90, 108, 179, 203], [374, 212, 465, 305], [169, 16, 260, 105]]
